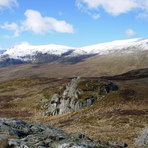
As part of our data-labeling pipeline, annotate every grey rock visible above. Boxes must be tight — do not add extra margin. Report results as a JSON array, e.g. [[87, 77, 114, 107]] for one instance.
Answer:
[[8, 139, 22, 147], [135, 128, 148, 146], [63, 77, 82, 99], [108, 141, 128, 147], [44, 77, 118, 116], [45, 96, 97, 116], [0, 118, 126, 148], [44, 77, 95, 116], [0, 118, 29, 137]]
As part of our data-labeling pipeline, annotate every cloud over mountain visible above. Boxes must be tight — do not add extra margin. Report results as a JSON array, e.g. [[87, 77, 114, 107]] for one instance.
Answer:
[[0, 9, 75, 38], [22, 10, 75, 34]]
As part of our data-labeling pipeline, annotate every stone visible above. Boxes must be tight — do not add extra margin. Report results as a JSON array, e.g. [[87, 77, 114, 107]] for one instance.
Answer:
[[0, 118, 126, 148], [135, 128, 148, 146], [108, 141, 128, 147], [44, 77, 118, 116]]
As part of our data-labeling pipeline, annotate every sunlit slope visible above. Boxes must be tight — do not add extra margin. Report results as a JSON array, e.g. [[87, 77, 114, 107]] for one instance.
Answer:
[[0, 50, 147, 81]]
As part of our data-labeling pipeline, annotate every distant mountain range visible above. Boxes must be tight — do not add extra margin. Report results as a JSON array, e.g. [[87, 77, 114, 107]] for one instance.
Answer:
[[0, 38, 148, 66]]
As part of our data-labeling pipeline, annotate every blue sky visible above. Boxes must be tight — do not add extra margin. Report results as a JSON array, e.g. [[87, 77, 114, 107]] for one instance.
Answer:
[[0, 0, 148, 49]]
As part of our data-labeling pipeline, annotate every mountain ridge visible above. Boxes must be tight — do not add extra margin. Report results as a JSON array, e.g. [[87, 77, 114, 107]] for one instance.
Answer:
[[1, 38, 148, 64]]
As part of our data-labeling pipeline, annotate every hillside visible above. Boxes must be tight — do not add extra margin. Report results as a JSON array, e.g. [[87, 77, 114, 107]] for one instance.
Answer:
[[0, 49, 147, 82], [0, 68, 148, 147]]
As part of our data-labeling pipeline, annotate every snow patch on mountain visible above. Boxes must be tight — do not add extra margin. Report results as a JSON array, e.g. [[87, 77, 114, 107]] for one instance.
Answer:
[[3, 42, 75, 59], [1, 38, 148, 60], [74, 38, 148, 55]]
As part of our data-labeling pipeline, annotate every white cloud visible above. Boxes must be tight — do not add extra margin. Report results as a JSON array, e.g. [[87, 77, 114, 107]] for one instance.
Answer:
[[76, 0, 148, 17], [137, 12, 148, 19], [91, 13, 100, 19], [22, 10, 75, 34], [0, 0, 18, 9], [125, 29, 137, 37], [1, 9, 75, 37], [1, 22, 19, 38]]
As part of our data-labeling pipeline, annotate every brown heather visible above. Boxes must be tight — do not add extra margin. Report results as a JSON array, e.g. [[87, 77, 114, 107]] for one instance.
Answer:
[[0, 68, 148, 147]]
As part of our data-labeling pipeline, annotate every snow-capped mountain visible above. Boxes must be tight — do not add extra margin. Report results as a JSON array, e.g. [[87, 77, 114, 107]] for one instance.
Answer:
[[0, 38, 148, 65], [77, 38, 148, 55], [2, 42, 75, 59]]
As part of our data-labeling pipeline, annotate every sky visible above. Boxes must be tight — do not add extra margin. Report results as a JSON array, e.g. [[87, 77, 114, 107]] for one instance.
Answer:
[[0, 0, 148, 49]]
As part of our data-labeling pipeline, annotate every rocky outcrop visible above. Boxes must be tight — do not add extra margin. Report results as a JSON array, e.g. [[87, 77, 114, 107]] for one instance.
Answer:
[[44, 94, 96, 116], [43, 77, 118, 116], [0, 118, 127, 148], [135, 128, 148, 147]]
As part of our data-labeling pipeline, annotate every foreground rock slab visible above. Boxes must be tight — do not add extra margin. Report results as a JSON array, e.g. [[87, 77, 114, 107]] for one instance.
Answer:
[[0, 118, 127, 148]]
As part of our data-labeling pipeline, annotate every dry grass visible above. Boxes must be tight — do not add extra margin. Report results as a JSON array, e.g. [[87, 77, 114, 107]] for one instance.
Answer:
[[0, 76, 148, 147], [35, 77, 148, 147], [0, 77, 70, 121], [0, 134, 18, 148], [0, 137, 8, 148]]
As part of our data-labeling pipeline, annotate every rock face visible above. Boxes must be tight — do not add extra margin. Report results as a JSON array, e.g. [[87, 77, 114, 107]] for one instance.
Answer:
[[44, 77, 118, 116], [0, 118, 127, 148], [135, 128, 148, 146]]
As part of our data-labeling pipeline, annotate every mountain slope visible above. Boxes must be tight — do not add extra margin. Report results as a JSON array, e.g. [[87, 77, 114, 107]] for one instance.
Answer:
[[0, 49, 147, 82], [77, 38, 148, 55]]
